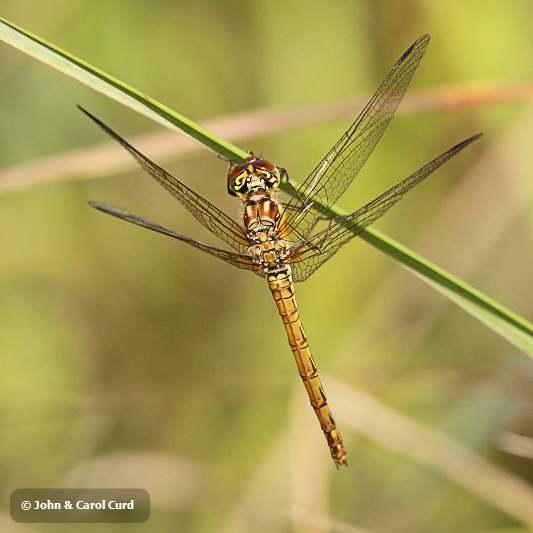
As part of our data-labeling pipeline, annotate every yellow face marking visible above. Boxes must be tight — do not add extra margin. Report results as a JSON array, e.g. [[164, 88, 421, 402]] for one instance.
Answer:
[[227, 157, 280, 197]]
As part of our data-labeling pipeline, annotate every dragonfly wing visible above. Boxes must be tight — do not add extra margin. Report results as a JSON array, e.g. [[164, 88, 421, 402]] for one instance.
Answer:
[[282, 35, 431, 240], [89, 201, 263, 275], [80, 107, 249, 254], [289, 134, 481, 282]]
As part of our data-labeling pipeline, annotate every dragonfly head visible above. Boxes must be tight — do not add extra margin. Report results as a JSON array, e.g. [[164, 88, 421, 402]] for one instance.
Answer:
[[228, 156, 281, 197]]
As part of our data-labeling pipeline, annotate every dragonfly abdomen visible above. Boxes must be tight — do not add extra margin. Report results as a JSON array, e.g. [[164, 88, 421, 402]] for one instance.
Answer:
[[266, 266, 348, 467]]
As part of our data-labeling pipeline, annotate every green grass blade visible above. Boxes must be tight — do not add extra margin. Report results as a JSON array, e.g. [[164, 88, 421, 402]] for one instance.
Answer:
[[1, 17, 531, 356], [0, 16, 248, 162], [282, 170, 533, 356], [361, 227, 533, 355]]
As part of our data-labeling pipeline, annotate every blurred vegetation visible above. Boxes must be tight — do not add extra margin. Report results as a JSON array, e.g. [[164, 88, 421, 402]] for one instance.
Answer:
[[0, 1, 532, 532]]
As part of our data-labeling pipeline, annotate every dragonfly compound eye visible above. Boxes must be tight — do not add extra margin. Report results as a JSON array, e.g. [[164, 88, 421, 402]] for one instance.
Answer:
[[227, 160, 252, 196], [251, 159, 276, 172]]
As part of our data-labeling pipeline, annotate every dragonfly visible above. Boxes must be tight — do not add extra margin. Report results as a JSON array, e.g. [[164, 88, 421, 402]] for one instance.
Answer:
[[84, 35, 480, 468]]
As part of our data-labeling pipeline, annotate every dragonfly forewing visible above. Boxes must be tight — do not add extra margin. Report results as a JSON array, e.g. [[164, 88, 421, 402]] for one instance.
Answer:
[[80, 107, 250, 254], [282, 34, 431, 241]]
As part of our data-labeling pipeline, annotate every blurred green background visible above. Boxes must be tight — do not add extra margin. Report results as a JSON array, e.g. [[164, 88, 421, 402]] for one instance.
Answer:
[[1, 1, 532, 532]]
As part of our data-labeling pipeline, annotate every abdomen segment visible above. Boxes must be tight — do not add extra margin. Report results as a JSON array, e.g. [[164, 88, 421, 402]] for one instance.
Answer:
[[267, 267, 348, 467]]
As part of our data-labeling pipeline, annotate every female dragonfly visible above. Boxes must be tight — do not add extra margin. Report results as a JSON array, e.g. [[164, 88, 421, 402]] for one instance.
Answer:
[[84, 35, 480, 467]]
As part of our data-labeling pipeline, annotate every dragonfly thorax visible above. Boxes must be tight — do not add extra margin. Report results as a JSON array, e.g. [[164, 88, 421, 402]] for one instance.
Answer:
[[227, 156, 281, 197], [244, 192, 280, 230], [248, 231, 289, 270], [243, 192, 289, 270]]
